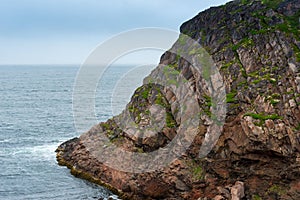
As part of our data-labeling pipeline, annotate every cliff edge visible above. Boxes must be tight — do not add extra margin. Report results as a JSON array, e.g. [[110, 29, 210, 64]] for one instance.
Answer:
[[56, 0, 300, 199]]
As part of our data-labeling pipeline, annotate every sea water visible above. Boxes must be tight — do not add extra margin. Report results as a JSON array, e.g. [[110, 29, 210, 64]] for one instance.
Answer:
[[0, 65, 152, 200]]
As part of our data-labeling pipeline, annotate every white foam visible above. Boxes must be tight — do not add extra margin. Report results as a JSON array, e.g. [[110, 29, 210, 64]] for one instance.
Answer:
[[10, 139, 69, 161], [106, 195, 121, 200], [28, 143, 58, 160], [0, 138, 12, 143]]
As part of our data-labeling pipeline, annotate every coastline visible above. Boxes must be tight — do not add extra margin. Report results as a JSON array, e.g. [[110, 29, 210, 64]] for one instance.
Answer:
[[56, 138, 129, 199], [56, 0, 300, 199]]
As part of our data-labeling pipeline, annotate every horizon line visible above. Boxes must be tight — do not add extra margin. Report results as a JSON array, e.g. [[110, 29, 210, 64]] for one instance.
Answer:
[[0, 63, 156, 66]]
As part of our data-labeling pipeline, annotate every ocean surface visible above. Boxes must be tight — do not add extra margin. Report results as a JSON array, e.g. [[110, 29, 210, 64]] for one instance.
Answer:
[[0, 65, 153, 200]]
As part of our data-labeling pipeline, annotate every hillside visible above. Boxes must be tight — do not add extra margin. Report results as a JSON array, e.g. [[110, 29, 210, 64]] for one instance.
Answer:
[[56, 0, 300, 199]]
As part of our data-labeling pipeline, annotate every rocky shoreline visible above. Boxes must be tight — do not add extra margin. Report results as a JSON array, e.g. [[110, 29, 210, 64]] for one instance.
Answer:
[[57, 0, 300, 199], [56, 138, 128, 199]]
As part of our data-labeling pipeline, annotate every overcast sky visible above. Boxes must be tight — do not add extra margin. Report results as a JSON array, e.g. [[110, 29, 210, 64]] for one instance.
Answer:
[[0, 0, 230, 65]]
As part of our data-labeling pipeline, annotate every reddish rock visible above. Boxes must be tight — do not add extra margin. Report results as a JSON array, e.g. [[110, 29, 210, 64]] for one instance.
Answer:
[[56, 0, 300, 199]]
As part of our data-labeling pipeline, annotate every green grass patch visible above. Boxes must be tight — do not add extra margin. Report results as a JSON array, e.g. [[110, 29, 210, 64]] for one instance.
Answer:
[[252, 79, 261, 84], [248, 70, 259, 78], [232, 37, 254, 51], [271, 93, 281, 99], [252, 194, 262, 200], [163, 64, 180, 78], [240, 67, 248, 78], [244, 113, 283, 121], [202, 95, 213, 117], [292, 44, 300, 62], [166, 112, 176, 128], [226, 90, 238, 103], [176, 54, 181, 62], [187, 159, 204, 181], [202, 108, 212, 117], [153, 90, 176, 128], [100, 123, 110, 130], [204, 95, 212, 107], [141, 88, 150, 99], [155, 93, 166, 107], [250, 28, 270, 35], [178, 34, 189, 46], [221, 60, 235, 70], [267, 185, 286, 195], [193, 165, 203, 180], [200, 30, 206, 42], [295, 123, 300, 131], [238, 80, 247, 87], [261, 0, 285, 10], [284, 11, 300, 39], [270, 99, 280, 106]]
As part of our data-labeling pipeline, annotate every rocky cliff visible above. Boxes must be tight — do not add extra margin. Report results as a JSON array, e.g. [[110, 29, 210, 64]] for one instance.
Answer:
[[56, 0, 300, 199]]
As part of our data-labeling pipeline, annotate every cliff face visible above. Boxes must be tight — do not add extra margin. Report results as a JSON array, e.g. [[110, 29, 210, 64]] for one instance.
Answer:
[[56, 0, 300, 199]]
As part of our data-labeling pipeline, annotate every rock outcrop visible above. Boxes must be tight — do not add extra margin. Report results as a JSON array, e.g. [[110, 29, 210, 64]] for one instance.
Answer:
[[56, 0, 300, 199]]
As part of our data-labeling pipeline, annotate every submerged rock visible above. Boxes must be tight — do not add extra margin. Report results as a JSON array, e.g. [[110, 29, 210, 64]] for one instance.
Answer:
[[57, 0, 300, 199]]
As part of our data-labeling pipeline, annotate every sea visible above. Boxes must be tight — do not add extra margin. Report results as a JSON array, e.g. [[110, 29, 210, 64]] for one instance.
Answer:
[[0, 64, 153, 200]]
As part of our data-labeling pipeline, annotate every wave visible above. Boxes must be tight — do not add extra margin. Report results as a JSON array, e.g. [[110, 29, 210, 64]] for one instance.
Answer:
[[0, 138, 12, 143], [5, 139, 71, 161]]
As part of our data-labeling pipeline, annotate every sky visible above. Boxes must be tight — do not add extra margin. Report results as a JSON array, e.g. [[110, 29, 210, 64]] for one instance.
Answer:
[[0, 0, 230, 65]]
